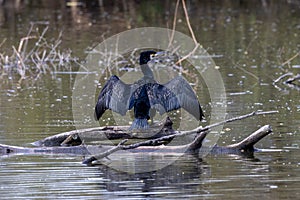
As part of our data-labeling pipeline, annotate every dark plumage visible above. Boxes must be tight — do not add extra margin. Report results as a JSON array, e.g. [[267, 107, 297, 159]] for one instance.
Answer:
[[94, 51, 204, 129]]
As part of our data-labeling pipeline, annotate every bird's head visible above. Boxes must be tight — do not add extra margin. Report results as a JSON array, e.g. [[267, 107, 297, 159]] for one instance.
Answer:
[[147, 51, 179, 67], [139, 51, 157, 65]]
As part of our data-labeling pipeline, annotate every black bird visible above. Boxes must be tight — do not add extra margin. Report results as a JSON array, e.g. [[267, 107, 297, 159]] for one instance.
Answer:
[[94, 51, 204, 129]]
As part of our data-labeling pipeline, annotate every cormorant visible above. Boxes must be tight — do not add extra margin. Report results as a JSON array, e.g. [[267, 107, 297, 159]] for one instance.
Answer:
[[94, 51, 204, 129]]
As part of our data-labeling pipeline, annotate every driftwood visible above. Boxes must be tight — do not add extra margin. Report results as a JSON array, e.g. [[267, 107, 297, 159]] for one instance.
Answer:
[[0, 125, 273, 162], [0, 143, 90, 155], [82, 111, 276, 164], [32, 117, 176, 147], [0, 111, 277, 165], [81, 110, 277, 164], [33, 111, 277, 148]]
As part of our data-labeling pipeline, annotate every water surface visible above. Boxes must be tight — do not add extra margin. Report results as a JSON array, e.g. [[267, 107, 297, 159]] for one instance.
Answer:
[[0, 1, 299, 199]]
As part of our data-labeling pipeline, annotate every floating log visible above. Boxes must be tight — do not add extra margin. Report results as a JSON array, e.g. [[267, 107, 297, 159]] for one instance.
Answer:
[[0, 143, 90, 155], [32, 111, 278, 148], [32, 117, 176, 147], [82, 125, 272, 164], [1, 125, 273, 163], [1, 111, 277, 165]]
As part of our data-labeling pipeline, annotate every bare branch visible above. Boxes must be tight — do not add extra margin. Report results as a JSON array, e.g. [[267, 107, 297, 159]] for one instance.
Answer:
[[285, 74, 300, 84], [181, 0, 197, 45], [82, 139, 128, 164], [227, 125, 272, 150], [0, 38, 6, 48], [176, 43, 199, 65], [273, 72, 294, 83], [168, 0, 180, 49], [281, 51, 300, 67]]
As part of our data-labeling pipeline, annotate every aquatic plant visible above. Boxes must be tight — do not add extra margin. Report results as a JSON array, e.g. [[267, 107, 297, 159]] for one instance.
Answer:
[[0, 22, 78, 81]]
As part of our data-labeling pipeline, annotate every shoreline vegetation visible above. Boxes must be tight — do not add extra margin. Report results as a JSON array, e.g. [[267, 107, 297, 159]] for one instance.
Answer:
[[0, 0, 299, 87], [0, 22, 78, 82]]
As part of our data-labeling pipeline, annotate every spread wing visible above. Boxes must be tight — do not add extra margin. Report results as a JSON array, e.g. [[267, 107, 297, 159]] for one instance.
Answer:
[[163, 76, 204, 120], [145, 83, 181, 114], [94, 75, 131, 120]]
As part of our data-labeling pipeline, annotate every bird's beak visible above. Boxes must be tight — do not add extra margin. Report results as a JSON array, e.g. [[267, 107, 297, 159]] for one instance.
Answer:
[[154, 51, 165, 57], [150, 51, 165, 60]]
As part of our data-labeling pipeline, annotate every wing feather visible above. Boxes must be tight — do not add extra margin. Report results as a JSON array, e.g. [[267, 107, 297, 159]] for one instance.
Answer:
[[94, 75, 131, 120], [146, 83, 181, 114], [163, 76, 204, 120]]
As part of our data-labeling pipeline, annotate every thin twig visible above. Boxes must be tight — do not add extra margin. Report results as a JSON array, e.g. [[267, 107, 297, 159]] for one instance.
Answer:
[[244, 35, 258, 54], [82, 139, 128, 164], [168, 0, 180, 49], [0, 38, 6, 48], [236, 65, 259, 80], [176, 43, 199, 65], [173, 0, 199, 65], [17, 36, 37, 53], [21, 22, 35, 57], [181, 0, 197, 45], [24, 26, 49, 61], [281, 51, 300, 67], [12, 46, 26, 78], [273, 72, 294, 83], [180, 110, 278, 135]]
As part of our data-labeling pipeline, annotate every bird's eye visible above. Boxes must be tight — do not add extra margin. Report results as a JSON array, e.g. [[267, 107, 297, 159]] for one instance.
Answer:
[[150, 54, 156, 59]]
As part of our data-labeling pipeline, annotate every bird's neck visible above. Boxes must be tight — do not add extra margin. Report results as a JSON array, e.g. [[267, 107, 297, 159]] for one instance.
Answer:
[[141, 64, 154, 78]]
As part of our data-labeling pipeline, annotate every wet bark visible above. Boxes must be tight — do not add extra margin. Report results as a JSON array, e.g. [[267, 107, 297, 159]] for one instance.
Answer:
[[32, 117, 176, 147], [1, 125, 272, 163], [82, 125, 272, 164], [0, 111, 276, 165]]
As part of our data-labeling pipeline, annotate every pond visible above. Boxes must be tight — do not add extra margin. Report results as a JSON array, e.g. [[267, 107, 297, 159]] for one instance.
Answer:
[[0, 1, 299, 199]]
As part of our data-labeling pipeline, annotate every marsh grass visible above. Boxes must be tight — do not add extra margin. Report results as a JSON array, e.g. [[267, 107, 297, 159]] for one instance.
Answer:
[[0, 22, 77, 82]]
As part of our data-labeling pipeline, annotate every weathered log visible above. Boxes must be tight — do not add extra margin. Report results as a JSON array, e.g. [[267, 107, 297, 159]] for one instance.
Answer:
[[0, 125, 272, 161], [0, 143, 90, 155], [32, 117, 176, 147], [81, 110, 278, 164], [82, 125, 272, 164], [32, 110, 278, 148], [211, 125, 273, 154], [1, 110, 277, 166]]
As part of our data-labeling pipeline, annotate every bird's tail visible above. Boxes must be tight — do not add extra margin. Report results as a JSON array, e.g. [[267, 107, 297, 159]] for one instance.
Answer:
[[129, 118, 149, 130]]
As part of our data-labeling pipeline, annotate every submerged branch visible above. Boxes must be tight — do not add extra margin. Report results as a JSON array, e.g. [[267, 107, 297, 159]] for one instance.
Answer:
[[285, 74, 300, 84], [226, 125, 272, 151], [274, 72, 294, 83], [273, 72, 300, 91]]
